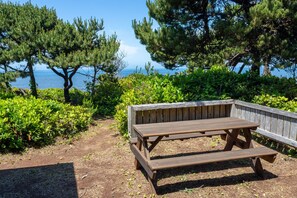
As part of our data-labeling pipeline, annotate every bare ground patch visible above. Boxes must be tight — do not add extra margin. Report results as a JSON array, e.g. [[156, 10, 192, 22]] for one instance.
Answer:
[[0, 119, 296, 198]]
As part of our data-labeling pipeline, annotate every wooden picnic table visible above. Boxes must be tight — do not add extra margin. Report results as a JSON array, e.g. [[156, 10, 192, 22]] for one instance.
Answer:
[[130, 117, 278, 193]]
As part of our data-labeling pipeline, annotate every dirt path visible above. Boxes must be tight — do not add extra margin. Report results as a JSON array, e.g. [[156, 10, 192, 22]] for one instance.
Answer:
[[0, 119, 297, 198]]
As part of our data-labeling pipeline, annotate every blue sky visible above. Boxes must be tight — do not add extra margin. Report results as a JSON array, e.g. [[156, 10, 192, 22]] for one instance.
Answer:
[[5, 0, 159, 69]]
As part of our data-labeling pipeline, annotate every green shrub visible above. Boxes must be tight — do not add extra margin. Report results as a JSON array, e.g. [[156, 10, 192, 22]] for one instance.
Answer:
[[252, 94, 297, 112], [114, 68, 297, 139], [115, 74, 184, 138], [87, 74, 123, 116], [0, 90, 15, 99], [0, 97, 93, 152], [38, 88, 87, 105], [172, 68, 297, 102]]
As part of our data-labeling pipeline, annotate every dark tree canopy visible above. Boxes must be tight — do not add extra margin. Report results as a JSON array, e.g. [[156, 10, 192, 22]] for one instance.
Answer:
[[133, 0, 297, 75]]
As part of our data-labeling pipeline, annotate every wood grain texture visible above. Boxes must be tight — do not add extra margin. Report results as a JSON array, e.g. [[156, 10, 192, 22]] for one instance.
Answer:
[[129, 131, 227, 144], [130, 144, 155, 178], [148, 147, 277, 170], [195, 106, 202, 119], [132, 100, 234, 111], [234, 100, 297, 119], [170, 108, 177, 121], [133, 117, 259, 138]]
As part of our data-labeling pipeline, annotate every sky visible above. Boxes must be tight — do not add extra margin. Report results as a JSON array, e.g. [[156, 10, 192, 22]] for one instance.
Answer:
[[4, 0, 160, 69]]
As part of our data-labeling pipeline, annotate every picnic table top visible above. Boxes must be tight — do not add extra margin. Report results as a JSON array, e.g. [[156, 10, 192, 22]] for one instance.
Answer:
[[133, 117, 259, 138]]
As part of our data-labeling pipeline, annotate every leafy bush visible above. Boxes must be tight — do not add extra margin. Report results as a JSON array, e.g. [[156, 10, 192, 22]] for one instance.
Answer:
[[114, 68, 297, 138], [0, 90, 15, 99], [115, 74, 184, 138], [0, 97, 93, 152], [87, 74, 123, 116], [38, 88, 87, 105], [252, 94, 297, 112], [173, 67, 297, 101]]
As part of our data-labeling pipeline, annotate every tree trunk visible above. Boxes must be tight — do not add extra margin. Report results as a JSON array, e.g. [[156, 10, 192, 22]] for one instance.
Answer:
[[263, 56, 271, 76], [251, 56, 261, 75], [27, 58, 38, 98], [91, 67, 98, 97], [4, 63, 10, 89], [238, 64, 246, 74], [62, 68, 71, 103]]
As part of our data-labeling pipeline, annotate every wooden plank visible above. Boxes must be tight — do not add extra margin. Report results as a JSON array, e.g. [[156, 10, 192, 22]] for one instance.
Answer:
[[136, 111, 143, 124], [202, 106, 208, 119], [183, 108, 189, 120], [249, 108, 256, 123], [207, 106, 214, 118], [226, 104, 231, 117], [241, 106, 246, 120], [149, 110, 157, 123], [156, 109, 163, 123], [230, 103, 237, 117], [289, 118, 297, 141], [130, 144, 155, 178], [236, 105, 242, 119], [259, 110, 266, 129], [189, 107, 196, 120], [195, 106, 202, 119], [276, 115, 284, 136], [270, 114, 278, 134], [265, 112, 272, 132], [214, 105, 220, 118], [256, 128, 297, 148], [143, 111, 150, 124], [234, 100, 297, 119], [128, 106, 137, 138], [148, 147, 277, 170], [245, 107, 251, 122], [130, 131, 227, 144], [169, 108, 177, 122], [132, 99, 235, 111], [283, 116, 291, 138], [163, 109, 170, 122], [177, 108, 183, 121], [133, 117, 259, 138], [254, 109, 260, 125], [220, 105, 226, 117]]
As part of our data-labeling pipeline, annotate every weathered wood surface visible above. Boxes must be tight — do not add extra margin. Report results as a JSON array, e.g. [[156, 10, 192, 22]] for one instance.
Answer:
[[133, 117, 258, 138], [233, 100, 297, 148], [148, 147, 277, 170], [129, 131, 226, 144], [128, 100, 234, 138], [128, 99, 297, 148], [131, 99, 234, 111]]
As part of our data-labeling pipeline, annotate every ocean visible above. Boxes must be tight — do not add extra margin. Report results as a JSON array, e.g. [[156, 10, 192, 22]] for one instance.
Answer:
[[10, 67, 186, 90], [10, 66, 293, 90]]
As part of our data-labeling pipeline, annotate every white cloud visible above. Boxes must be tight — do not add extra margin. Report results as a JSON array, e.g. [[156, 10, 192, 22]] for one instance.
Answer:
[[119, 42, 151, 67], [120, 42, 139, 57]]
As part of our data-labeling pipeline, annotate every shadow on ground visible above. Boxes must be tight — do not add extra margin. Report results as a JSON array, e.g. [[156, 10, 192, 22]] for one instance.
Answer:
[[0, 163, 78, 198], [141, 159, 278, 195]]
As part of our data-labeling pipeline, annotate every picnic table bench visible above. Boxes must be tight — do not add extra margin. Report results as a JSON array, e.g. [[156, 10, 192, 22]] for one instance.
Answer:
[[130, 117, 278, 193]]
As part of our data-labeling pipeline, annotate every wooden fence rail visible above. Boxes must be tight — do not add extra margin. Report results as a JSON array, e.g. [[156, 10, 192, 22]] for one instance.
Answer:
[[233, 100, 297, 148], [128, 99, 297, 148]]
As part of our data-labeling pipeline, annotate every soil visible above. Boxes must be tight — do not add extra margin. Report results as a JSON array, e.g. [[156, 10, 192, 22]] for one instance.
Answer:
[[0, 119, 297, 198]]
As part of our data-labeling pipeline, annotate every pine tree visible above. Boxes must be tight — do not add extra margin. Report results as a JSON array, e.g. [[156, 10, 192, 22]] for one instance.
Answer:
[[0, 2, 58, 97], [41, 18, 121, 103]]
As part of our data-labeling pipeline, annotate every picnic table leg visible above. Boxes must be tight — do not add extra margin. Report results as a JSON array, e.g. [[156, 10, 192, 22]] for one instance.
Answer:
[[224, 129, 240, 151], [134, 137, 142, 170], [147, 172, 157, 194], [243, 128, 264, 177]]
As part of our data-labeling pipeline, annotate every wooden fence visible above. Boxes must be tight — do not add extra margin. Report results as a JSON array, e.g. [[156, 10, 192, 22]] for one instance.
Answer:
[[233, 100, 297, 148], [128, 99, 297, 148]]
